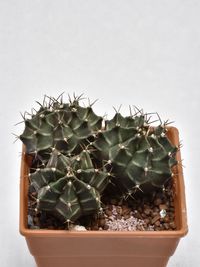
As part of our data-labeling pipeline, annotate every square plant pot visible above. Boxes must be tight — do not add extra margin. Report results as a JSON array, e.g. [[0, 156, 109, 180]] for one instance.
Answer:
[[20, 127, 188, 267]]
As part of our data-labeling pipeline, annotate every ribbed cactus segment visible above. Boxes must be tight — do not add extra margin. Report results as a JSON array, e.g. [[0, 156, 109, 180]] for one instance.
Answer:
[[94, 113, 178, 193], [105, 112, 145, 130], [20, 96, 102, 155], [30, 150, 109, 222]]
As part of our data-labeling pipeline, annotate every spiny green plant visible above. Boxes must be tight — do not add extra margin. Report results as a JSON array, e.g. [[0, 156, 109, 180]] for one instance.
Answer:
[[20, 94, 103, 156], [30, 149, 111, 223], [18, 94, 179, 226], [93, 109, 178, 198]]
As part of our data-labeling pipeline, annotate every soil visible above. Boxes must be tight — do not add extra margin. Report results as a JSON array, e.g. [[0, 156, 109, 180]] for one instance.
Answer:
[[28, 179, 176, 231]]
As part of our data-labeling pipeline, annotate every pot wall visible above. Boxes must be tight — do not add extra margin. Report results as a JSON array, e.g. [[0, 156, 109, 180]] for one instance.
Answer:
[[26, 235, 180, 267]]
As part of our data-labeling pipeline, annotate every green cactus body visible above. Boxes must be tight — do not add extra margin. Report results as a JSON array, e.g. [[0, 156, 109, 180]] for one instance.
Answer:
[[94, 113, 177, 194], [30, 150, 109, 222], [20, 98, 102, 155]]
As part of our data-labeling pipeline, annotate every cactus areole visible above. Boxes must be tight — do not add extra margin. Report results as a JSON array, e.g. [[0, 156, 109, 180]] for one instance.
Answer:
[[19, 94, 178, 226]]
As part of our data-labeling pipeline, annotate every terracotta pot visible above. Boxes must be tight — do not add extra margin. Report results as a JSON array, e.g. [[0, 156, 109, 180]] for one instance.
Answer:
[[20, 127, 188, 267]]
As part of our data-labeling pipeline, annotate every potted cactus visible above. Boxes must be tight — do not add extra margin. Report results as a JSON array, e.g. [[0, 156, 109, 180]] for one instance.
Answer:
[[19, 94, 188, 267]]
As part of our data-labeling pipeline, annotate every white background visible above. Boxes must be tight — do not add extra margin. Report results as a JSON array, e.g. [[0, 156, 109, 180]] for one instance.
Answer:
[[0, 0, 199, 266]]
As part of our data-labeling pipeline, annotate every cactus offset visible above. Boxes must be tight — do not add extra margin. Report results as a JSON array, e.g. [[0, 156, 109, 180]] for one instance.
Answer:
[[30, 149, 110, 222], [20, 95, 102, 155], [93, 112, 178, 196]]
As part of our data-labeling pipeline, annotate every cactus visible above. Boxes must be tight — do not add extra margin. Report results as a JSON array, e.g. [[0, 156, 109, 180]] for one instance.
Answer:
[[18, 94, 179, 226], [30, 149, 110, 223], [20, 94, 102, 155], [93, 111, 178, 196]]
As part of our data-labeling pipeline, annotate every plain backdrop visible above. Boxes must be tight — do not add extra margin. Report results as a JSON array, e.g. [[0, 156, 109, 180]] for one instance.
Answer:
[[0, 0, 199, 266]]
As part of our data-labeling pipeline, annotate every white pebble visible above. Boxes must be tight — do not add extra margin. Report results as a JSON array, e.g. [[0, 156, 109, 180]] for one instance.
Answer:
[[71, 225, 87, 231]]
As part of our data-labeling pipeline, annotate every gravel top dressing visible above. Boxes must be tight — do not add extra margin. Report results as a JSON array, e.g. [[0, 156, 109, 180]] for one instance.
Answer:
[[28, 180, 176, 232]]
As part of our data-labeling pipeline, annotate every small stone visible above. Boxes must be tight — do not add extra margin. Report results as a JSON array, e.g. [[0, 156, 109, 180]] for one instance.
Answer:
[[137, 225, 145, 231], [105, 209, 112, 217], [99, 219, 106, 227], [116, 214, 122, 220], [141, 213, 147, 218], [170, 214, 175, 220], [152, 211, 159, 217], [169, 221, 176, 229], [124, 214, 131, 219], [164, 216, 170, 223], [122, 207, 131, 216], [159, 204, 168, 210], [33, 217, 40, 224], [143, 224, 148, 230], [144, 208, 151, 216], [151, 214, 160, 224], [153, 207, 160, 212], [103, 224, 109, 230], [137, 207, 143, 213], [116, 206, 123, 215], [160, 209, 167, 218], [144, 218, 150, 224], [109, 215, 115, 222], [159, 224, 165, 230], [163, 223, 170, 230], [155, 220, 160, 227], [165, 201, 170, 206], [154, 198, 162, 206], [134, 212, 143, 219]]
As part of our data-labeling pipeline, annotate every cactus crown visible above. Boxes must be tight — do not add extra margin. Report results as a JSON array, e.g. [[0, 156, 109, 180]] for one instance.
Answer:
[[20, 94, 102, 155], [18, 94, 178, 225]]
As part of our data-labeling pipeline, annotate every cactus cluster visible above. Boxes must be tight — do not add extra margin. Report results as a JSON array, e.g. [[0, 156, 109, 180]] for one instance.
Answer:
[[93, 113, 177, 196], [19, 94, 178, 225]]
